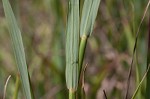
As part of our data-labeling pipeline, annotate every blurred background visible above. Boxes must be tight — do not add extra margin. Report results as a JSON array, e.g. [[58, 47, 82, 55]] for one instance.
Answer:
[[0, 0, 149, 99]]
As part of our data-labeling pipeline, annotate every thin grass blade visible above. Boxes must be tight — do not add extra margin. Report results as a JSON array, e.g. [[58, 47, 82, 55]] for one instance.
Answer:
[[2, 0, 33, 99], [3, 75, 11, 99], [125, 1, 150, 98], [131, 64, 150, 99]]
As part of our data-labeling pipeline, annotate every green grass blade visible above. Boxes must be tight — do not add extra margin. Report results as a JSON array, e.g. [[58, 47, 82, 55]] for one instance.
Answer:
[[80, 0, 101, 37], [2, 0, 33, 99], [66, 0, 79, 93], [131, 64, 150, 99], [125, 1, 150, 98]]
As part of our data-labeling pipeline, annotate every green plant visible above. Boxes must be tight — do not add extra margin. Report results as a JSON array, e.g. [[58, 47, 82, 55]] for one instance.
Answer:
[[65, 0, 101, 98], [2, 0, 34, 99], [125, 0, 150, 99], [65, 0, 79, 98]]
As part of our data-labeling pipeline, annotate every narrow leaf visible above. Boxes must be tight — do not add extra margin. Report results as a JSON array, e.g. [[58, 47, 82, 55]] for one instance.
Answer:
[[131, 64, 150, 99], [2, 0, 33, 99], [66, 0, 79, 91]]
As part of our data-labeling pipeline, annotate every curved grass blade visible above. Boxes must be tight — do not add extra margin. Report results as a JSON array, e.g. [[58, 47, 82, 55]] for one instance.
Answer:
[[3, 75, 11, 99], [131, 64, 150, 99], [125, 1, 150, 98], [2, 0, 34, 99], [65, 0, 79, 97]]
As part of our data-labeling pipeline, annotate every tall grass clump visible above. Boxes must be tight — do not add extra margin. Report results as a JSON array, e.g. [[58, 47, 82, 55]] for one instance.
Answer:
[[65, 0, 101, 98], [2, 0, 34, 99]]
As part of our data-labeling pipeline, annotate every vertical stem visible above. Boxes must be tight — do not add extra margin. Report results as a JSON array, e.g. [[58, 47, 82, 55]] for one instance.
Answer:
[[13, 75, 20, 99], [69, 90, 76, 99], [79, 35, 88, 73], [78, 35, 88, 99]]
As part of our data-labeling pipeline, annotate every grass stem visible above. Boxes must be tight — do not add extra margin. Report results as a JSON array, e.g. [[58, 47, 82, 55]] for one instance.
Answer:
[[78, 35, 88, 99], [79, 35, 88, 73], [13, 75, 20, 99], [69, 90, 76, 99]]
